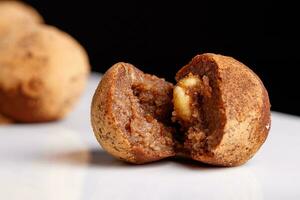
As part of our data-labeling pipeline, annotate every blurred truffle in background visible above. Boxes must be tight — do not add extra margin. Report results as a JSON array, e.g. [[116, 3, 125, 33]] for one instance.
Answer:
[[0, 0, 43, 24], [0, 0, 42, 39], [0, 1, 90, 123]]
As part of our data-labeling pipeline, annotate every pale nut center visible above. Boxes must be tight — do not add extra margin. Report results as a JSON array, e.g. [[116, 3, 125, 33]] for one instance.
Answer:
[[173, 74, 201, 122]]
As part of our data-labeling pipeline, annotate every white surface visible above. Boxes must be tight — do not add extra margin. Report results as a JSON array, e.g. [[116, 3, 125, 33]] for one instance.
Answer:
[[0, 73, 300, 200]]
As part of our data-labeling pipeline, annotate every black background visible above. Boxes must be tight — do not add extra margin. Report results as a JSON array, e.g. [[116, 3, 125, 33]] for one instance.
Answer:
[[25, 1, 300, 116]]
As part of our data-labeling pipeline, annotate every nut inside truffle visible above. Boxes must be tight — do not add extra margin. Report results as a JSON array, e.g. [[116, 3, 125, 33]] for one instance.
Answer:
[[173, 60, 226, 156]]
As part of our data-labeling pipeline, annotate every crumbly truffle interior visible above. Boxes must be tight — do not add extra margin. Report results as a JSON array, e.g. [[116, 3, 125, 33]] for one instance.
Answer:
[[173, 61, 225, 156], [132, 74, 173, 125], [120, 72, 175, 160]]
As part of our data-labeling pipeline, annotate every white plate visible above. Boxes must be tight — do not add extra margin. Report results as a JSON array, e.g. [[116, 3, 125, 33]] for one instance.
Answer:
[[0, 74, 300, 200]]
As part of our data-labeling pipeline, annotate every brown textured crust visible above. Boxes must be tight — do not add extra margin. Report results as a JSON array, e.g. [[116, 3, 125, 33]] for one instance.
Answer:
[[176, 53, 271, 166], [0, 25, 90, 122], [91, 63, 175, 164]]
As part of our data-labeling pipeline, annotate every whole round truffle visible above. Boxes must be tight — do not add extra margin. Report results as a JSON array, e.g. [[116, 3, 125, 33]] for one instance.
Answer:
[[0, 25, 90, 122]]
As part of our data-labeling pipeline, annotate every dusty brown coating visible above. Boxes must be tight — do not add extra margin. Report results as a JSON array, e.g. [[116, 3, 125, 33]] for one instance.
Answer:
[[0, 1, 43, 24], [0, 25, 90, 122], [175, 53, 271, 166], [91, 63, 175, 164]]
